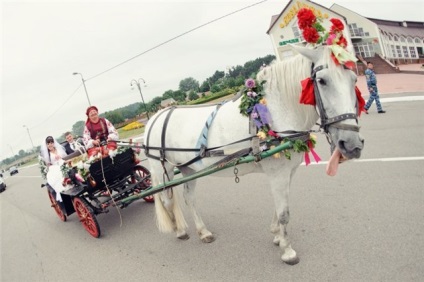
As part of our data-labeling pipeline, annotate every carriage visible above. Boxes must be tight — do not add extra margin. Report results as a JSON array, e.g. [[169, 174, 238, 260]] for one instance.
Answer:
[[42, 145, 153, 238]]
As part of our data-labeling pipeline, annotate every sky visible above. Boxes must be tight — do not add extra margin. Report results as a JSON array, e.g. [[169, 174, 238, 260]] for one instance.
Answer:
[[1, 0, 423, 160]]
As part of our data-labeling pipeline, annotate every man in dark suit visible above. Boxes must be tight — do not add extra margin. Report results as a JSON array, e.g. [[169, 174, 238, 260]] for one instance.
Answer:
[[64, 132, 76, 155]]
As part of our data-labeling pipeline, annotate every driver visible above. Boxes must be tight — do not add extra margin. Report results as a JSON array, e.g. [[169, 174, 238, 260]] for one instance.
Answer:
[[83, 106, 119, 155]]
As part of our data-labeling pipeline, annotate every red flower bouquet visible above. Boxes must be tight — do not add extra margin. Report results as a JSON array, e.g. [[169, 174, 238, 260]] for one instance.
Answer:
[[302, 26, 320, 44], [297, 8, 316, 29]]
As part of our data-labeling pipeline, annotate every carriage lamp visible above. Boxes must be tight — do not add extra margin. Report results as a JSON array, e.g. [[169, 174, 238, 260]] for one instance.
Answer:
[[73, 72, 92, 106]]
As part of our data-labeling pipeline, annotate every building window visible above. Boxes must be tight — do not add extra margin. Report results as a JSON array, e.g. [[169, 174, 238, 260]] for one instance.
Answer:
[[409, 47, 417, 58], [394, 36, 399, 42], [391, 45, 396, 58], [348, 23, 367, 37], [415, 38, 422, 44], [353, 42, 374, 57], [292, 22, 304, 41], [400, 36, 406, 43], [388, 35, 393, 41], [402, 46, 409, 57], [407, 37, 413, 43], [396, 45, 402, 57]]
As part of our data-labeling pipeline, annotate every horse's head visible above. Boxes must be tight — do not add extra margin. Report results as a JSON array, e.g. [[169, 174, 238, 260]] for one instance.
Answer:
[[291, 44, 364, 161]]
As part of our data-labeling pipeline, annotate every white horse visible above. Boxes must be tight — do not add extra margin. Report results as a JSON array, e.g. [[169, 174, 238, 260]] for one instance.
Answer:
[[144, 45, 364, 265]]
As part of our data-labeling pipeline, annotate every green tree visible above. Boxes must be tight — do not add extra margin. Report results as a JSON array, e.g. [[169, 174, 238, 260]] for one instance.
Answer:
[[104, 111, 125, 124], [72, 121, 85, 137], [179, 77, 199, 92], [188, 90, 198, 101]]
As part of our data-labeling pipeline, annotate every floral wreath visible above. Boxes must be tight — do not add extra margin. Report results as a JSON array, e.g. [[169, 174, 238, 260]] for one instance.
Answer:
[[297, 8, 357, 69], [239, 78, 278, 140], [238, 78, 320, 164]]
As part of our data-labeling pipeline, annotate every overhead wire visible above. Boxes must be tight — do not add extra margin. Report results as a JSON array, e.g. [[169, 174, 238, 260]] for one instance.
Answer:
[[31, 84, 83, 129], [85, 0, 268, 81]]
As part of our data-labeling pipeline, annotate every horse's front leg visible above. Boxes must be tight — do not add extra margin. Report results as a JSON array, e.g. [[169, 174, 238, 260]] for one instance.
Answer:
[[267, 160, 301, 265], [182, 180, 215, 243]]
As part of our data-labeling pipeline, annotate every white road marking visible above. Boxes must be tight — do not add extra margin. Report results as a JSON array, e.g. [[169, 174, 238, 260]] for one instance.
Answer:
[[380, 96, 424, 103], [303, 156, 424, 166]]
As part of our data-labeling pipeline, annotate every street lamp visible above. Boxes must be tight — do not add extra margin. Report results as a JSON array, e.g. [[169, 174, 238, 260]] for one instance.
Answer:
[[23, 125, 34, 151], [130, 78, 149, 120], [73, 72, 91, 106]]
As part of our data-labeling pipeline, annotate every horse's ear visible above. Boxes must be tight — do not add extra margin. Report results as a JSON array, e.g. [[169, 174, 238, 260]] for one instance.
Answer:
[[289, 44, 320, 63]]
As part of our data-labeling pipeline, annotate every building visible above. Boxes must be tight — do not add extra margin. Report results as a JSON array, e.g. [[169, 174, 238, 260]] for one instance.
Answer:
[[331, 4, 424, 66], [266, 0, 424, 74]]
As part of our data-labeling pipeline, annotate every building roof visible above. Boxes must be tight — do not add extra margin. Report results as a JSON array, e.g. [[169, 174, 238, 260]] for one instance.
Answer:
[[266, 0, 346, 34], [367, 18, 424, 38]]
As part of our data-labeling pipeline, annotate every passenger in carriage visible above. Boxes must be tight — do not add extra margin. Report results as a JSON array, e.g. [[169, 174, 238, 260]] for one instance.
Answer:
[[83, 105, 119, 151], [40, 136, 67, 166], [64, 131, 85, 155]]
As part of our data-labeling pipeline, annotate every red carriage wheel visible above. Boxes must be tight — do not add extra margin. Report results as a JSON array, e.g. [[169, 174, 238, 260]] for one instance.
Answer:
[[132, 166, 154, 203], [72, 197, 101, 238], [47, 190, 67, 222]]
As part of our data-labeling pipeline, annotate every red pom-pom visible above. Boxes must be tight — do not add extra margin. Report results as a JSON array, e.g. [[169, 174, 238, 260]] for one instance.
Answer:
[[297, 8, 316, 29], [302, 27, 320, 43], [330, 18, 344, 32]]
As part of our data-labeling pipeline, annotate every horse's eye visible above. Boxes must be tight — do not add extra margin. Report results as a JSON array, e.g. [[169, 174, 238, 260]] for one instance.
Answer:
[[317, 78, 326, 85]]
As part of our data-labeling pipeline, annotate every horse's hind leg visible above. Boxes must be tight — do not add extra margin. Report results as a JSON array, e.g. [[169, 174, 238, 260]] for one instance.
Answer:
[[180, 168, 215, 243]]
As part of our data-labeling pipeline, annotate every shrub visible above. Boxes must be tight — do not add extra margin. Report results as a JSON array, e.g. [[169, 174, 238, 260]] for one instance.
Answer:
[[122, 121, 144, 131]]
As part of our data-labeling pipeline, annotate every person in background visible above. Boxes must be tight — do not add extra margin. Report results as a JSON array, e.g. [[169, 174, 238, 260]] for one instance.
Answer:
[[40, 136, 67, 166], [364, 62, 386, 114], [83, 106, 119, 149]]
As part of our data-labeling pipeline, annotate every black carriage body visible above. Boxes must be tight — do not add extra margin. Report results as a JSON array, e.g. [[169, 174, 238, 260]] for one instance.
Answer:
[[88, 148, 135, 191]]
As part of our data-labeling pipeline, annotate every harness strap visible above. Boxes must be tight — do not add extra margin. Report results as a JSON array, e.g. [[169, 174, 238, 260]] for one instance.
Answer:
[[160, 107, 176, 161]]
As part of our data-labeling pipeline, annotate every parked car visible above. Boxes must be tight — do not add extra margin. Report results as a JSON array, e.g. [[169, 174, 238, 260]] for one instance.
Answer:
[[0, 176, 6, 192], [9, 166, 18, 176]]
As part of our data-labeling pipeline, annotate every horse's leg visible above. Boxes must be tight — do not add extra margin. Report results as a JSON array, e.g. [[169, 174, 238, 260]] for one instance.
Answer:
[[180, 167, 215, 243], [151, 163, 189, 240], [266, 158, 302, 265]]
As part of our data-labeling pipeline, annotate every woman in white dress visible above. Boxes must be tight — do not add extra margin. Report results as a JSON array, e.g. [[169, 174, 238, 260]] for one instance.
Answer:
[[40, 136, 68, 201]]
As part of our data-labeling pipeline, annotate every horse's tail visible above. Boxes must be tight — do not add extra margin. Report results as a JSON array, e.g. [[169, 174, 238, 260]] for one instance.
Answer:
[[154, 190, 187, 233]]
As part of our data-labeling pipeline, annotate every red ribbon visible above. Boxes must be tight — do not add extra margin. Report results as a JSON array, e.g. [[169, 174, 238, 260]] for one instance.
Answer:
[[300, 77, 315, 105], [304, 140, 321, 166], [355, 86, 366, 116]]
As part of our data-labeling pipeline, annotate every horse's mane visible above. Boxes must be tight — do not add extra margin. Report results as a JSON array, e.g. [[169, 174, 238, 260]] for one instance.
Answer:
[[256, 46, 346, 131]]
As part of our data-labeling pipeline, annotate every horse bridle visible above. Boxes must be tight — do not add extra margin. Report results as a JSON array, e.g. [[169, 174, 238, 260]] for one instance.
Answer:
[[311, 64, 360, 135]]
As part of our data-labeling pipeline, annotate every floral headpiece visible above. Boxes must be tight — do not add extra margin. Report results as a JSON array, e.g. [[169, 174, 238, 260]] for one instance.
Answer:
[[297, 8, 357, 69]]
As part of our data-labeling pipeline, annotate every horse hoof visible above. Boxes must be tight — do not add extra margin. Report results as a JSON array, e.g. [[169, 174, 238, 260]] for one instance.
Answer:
[[283, 256, 300, 265], [177, 233, 190, 240], [281, 249, 299, 265], [201, 234, 215, 243]]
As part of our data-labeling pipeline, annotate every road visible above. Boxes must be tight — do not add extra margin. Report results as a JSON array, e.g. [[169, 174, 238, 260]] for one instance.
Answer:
[[1, 92, 423, 282]]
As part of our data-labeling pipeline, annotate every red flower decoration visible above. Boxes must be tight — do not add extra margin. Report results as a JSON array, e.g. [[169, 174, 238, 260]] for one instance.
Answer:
[[297, 8, 316, 29], [338, 35, 347, 47], [302, 27, 320, 43], [329, 18, 344, 32]]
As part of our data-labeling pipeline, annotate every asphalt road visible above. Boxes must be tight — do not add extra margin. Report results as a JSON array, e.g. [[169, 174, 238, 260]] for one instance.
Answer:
[[1, 93, 423, 282]]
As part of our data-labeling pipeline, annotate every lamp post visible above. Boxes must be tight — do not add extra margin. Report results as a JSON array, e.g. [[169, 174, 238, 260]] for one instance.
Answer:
[[130, 78, 149, 120], [73, 72, 91, 106], [8, 144, 15, 161], [23, 125, 34, 151]]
